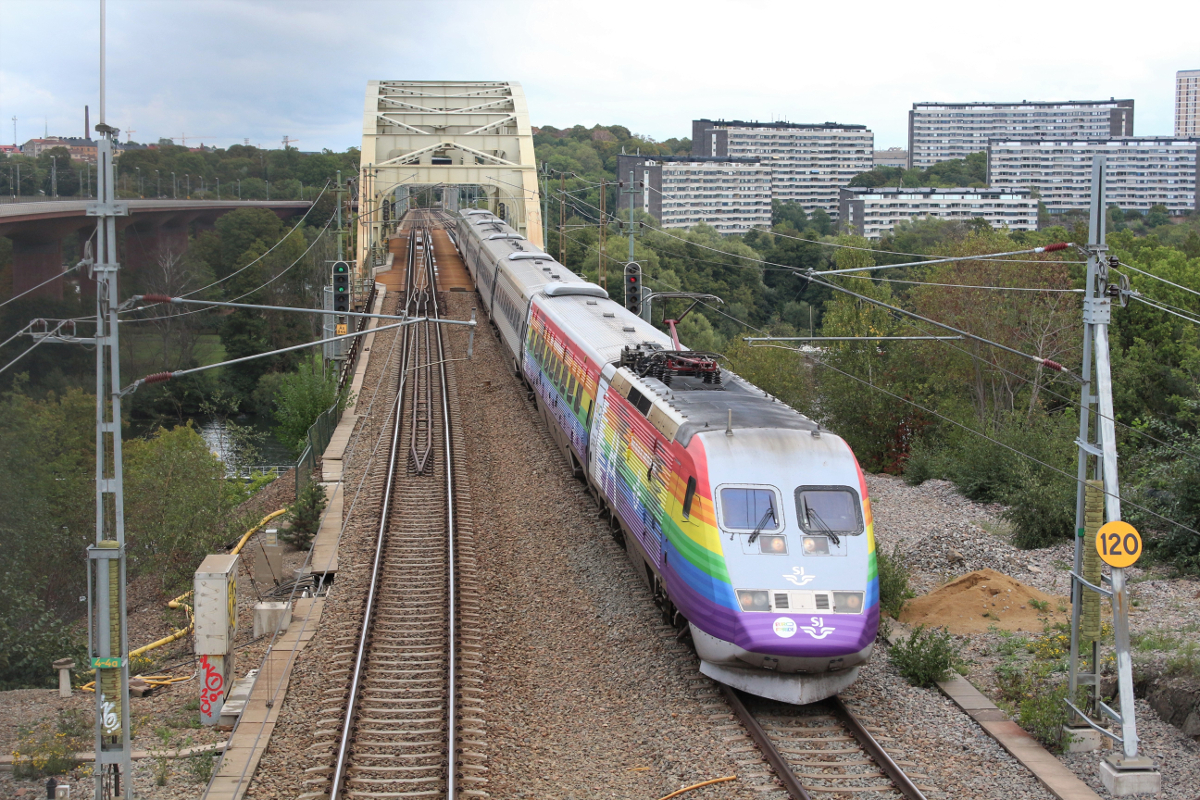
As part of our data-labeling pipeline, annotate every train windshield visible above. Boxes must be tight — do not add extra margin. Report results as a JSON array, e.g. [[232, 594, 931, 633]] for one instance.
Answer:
[[794, 488, 863, 536], [719, 487, 781, 532]]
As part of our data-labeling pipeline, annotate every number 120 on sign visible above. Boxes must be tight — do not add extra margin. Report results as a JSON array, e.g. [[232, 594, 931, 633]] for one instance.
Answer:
[[1096, 521, 1142, 568]]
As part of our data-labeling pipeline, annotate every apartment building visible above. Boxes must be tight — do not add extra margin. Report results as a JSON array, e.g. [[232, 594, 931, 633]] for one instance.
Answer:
[[987, 137, 1198, 214], [1178, 70, 1200, 137], [909, 100, 1134, 169], [616, 154, 772, 234], [691, 119, 872, 216], [839, 187, 1037, 239], [874, 147, 908, 169]]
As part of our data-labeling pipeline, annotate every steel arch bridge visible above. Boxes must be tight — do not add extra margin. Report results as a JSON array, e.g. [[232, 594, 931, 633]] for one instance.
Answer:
[[358, 80, 543, 269]]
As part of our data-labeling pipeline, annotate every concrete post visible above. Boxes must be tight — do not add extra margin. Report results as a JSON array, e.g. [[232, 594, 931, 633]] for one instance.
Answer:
[[54, 658, 75, 698]]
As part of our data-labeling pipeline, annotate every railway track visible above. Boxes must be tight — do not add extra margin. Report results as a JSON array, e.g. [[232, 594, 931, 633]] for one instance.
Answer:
[[327, 215, 486, 799], [721, 686, 930, 800]]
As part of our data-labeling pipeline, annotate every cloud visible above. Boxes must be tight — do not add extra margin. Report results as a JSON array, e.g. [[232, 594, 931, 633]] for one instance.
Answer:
[[1, 0, 1195, 151]]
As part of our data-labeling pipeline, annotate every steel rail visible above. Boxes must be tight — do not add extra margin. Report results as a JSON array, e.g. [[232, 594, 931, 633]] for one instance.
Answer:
[[832, 696, 927, 800], [426, 221, 459, 799], [719, 684, 812, 800], [720, 684, 925, 800], [328, 214, 461, 799]]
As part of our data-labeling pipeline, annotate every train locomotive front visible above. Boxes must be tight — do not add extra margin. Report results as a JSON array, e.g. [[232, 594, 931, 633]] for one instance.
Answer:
[[590, 360, 879, 705]]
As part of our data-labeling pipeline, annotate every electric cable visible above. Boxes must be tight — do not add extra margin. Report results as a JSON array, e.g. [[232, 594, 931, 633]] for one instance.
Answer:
[[1128, 294, 1200, 326], [1118, 259, 1200, 301], [0, 335, 47, 376], [561, 224, 1200, 467], [0, 262, 85, 309], [173, 180, 330, 301]]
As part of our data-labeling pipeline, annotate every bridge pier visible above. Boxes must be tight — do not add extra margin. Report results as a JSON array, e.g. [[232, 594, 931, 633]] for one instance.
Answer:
[[11, 236, 67, 300], [123, 221, 191, 275], [1, 200, 311, 304]]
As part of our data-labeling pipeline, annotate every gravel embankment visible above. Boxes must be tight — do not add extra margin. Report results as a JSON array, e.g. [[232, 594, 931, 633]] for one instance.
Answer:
[[868, 472, 1200, 799]]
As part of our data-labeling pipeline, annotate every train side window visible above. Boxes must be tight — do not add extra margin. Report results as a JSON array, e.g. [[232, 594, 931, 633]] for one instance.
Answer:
[[573, 381, 583, 413], [565, 374, 576, 403], [682, 476, 697, 519]]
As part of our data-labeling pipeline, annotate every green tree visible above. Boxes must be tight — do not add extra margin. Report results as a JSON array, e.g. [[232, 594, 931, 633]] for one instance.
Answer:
[[271, 354, 344, 454], [123, 424, 242, 589]]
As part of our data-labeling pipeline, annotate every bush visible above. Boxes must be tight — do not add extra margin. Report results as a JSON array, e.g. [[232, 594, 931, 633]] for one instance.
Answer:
[[11, 711, 89, 779], [187, 750, 217, 783], [888, 624, 962, 687], [282, 482, 327, 549], [0, 577, 85, 690], [877, 544, 915, 618], [123, 424, 244, 589], [1002, 461, 1076, 549], [995, 663, 1074, 751], [903, 412, 1078, 548]]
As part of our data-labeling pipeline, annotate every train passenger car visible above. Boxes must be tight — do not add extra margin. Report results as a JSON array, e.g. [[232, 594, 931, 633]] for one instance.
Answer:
[[453, 208, 879, 704]]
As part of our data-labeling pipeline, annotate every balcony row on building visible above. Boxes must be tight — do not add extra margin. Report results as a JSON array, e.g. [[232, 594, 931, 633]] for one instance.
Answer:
[[839, 187, 1038, 239], [987, 137, 1198, 216]]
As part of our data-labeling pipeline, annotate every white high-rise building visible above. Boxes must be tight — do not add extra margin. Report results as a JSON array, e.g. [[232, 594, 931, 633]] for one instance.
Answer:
[[616, 154, 772, 234], [987, 138, 1199, 214], [908, 100, 1134, 169], [839, 187, 1038, 239], [1177, 70, 1200, 137], [691, 120, 873, 217]]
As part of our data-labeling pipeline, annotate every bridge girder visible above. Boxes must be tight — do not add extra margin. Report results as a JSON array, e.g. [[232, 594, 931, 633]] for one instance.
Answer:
[[358, 80, 543, 268]]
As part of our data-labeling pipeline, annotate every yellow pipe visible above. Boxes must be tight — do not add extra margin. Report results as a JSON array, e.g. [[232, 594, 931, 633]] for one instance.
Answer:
[[231, 508, 288, 555], [80, 510, 286, 691]]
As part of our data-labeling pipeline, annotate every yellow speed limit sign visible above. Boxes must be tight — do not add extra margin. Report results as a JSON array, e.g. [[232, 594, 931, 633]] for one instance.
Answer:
[[1096, 521, 1143, 568]]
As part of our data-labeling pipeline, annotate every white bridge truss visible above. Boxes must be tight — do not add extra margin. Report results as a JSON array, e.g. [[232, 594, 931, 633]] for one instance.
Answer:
[[359, 80, 543, 266]]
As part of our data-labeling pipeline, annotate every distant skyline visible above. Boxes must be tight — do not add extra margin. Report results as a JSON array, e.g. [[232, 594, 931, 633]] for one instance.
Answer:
[[1, 0, 1197, 154]]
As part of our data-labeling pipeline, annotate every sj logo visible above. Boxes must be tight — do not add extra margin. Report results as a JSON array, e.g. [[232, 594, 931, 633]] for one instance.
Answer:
[[782, 567, 815, 586], [801, 617, 837, 640]]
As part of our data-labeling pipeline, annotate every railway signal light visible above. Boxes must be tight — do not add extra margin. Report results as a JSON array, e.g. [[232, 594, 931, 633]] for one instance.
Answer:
[[333, 261, 350, 313], [624, 262, 642, 316]]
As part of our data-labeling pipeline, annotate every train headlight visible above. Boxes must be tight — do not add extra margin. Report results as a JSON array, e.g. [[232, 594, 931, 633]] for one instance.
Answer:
[[736, 590, 770, 612], [832, 591, 864, 613], [802, 536, 830, 555], [759, 535, 787, 555]]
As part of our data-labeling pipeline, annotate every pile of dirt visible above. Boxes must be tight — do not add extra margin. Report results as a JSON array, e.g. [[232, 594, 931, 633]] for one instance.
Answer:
[[899, 568, 1069, 634]]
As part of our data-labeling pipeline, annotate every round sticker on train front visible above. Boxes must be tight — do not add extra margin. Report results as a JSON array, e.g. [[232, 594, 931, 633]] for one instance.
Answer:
[[773, 617, 798, 638]]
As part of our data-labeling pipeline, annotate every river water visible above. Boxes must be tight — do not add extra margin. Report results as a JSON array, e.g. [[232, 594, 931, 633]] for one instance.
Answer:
[[194, 415, 296, 474]]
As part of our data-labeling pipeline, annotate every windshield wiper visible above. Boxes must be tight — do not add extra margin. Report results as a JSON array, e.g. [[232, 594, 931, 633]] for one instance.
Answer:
[[747, 504, 776, 544], [806, 506, 840, 546]]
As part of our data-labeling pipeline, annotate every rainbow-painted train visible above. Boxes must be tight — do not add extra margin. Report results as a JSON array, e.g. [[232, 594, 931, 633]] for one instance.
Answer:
[[453, 208, 879, 703]]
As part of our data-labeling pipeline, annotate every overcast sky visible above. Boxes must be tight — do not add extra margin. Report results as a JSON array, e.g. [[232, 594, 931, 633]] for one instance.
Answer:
[[2, 0, 1197, 153]]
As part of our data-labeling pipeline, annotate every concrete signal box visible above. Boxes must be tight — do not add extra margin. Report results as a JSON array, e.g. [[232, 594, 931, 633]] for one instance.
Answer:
[[194, 554, 239, 725]]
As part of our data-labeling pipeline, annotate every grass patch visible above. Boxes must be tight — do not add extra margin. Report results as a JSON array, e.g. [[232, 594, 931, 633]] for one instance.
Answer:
[[1166, 642, 1200, 676], [995, 663, 1075, 751], [1132, 629, 1182, 653]]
